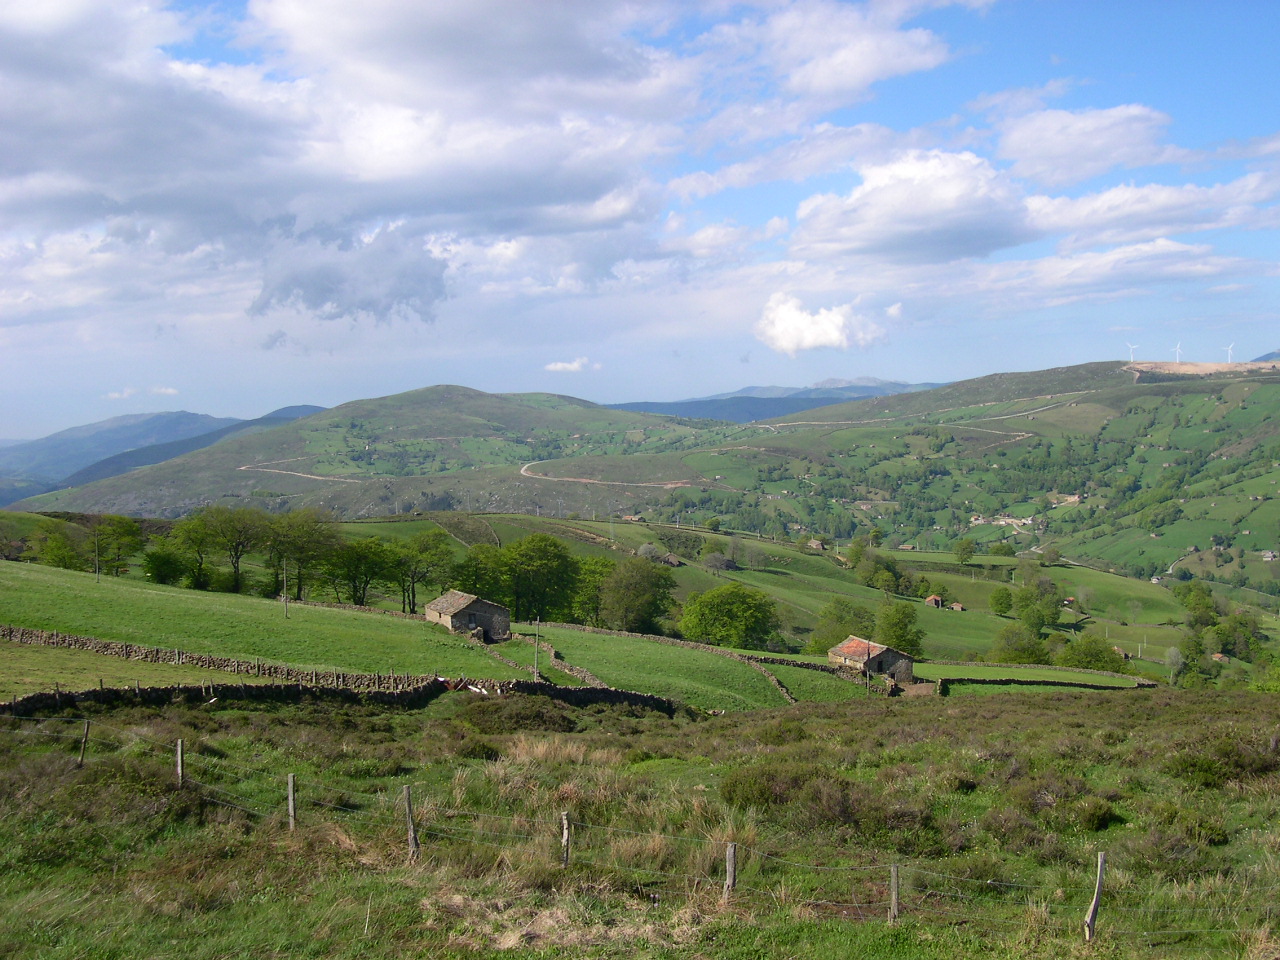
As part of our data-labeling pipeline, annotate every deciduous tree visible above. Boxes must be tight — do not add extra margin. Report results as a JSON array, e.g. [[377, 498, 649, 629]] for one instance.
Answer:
[[599, 556, 675, 634], [679, 583, 779, 650]]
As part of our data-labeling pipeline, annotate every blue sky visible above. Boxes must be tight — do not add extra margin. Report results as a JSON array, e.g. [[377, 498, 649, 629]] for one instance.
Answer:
[[2, 0, 1278, 436]]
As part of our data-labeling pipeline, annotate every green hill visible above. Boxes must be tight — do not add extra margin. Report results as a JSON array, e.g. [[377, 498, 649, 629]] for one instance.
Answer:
[[13, 362, 1280, 597]]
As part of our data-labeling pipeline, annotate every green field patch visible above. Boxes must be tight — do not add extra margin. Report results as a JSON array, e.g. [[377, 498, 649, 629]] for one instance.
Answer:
[[536, 626, 789, 712], [913, 662, 1138, 687], [0, 639, 277, 699], [0, 563, 521, 680], [767, 663, 865, 702]]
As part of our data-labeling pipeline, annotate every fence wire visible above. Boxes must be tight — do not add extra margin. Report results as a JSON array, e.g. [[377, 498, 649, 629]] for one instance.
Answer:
[[1, 715, 1275, 946]]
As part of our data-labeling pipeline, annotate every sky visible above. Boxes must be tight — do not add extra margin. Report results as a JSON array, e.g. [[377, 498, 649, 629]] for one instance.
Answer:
[[3, 0, 1279, 437]]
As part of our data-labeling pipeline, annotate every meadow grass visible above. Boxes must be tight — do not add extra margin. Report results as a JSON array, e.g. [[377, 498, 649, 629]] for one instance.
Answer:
[[0, 639, 276, 699], [2, 683, 1277, 958], [911, 662, 1137, 686], [536, 625, 791, 712], [0, 562, 521, 680]]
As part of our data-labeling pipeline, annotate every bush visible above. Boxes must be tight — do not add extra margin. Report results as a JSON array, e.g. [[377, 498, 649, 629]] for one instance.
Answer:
[[719, 762, 829, 808]]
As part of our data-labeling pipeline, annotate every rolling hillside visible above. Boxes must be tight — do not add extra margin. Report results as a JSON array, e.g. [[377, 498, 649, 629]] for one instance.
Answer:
[[12, 362, 1280, 596]]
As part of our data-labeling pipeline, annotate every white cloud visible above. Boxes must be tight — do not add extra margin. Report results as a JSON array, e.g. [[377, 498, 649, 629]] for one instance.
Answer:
[[105, 387, 137, 400], [755, 291, 885, 356], [150, 386, 178, 396], [1027, 172, 1279, 248], [792, 150, 1036, 262], [998, 105, 1193, 186], [545, 356, 598, 372]]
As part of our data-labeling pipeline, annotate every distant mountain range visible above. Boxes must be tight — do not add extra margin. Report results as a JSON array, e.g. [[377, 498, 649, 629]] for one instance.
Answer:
[[0, 406, 324, 507], [609, 377, 944, 422], [1254, 349, 1280, 362]]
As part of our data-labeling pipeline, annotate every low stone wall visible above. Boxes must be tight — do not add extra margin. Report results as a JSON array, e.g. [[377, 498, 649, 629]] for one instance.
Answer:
[[1, 624, 424, 691], [0, 624, 684, 716], [937, 676, 1147, 695], [924, 658, 1157, 687], [2, 677, 685, 718]]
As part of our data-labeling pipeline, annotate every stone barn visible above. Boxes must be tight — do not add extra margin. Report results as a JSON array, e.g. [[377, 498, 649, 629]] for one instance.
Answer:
[[425, 590, 510, 641], [828, 635, 914, 683]]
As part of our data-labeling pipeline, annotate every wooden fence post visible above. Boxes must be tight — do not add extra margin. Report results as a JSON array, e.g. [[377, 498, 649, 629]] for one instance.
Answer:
[[404, 785, 420, 861], [888, 864, 900, 923], [176, 738, 184, 787], [722, 842, 737, 903], [560, 811, 571, 868], [1083, 851, 1106, 941], [77, 720, 90, 768], [287, 774, 297, 831]]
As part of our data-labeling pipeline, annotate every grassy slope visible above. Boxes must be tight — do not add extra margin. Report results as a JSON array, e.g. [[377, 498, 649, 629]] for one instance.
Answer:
[[3, 687, 1279, 958], [0, 640, 275, 699], [0, 562, 521, 680]]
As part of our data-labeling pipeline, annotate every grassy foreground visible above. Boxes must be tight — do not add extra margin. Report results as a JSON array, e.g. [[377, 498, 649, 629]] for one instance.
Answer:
[[3, 687, 1280, 958]]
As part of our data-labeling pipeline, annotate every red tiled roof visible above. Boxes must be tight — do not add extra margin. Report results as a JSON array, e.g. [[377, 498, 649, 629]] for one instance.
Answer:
[[830, 635, 887, 660]]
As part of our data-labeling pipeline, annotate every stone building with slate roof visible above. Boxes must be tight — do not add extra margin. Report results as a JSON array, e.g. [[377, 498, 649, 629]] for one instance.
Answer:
[[425, 590, 510, 641]]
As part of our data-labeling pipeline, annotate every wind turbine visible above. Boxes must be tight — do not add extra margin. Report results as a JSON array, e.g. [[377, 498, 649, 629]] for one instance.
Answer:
[[1125, 343, 1139, 362], [1172, 342, 1183, 363], [1224, 343, 1235, 364]]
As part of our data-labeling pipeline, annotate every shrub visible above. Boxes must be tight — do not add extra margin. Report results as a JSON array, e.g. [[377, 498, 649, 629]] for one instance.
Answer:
[[719, 762, 829, 808]]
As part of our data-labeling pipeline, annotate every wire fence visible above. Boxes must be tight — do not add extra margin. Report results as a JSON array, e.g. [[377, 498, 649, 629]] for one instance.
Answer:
[[2, 713, 1276, 949]]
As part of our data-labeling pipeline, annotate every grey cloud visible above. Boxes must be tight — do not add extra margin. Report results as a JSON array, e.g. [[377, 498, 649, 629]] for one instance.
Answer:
[[249, 229, 448, 323]]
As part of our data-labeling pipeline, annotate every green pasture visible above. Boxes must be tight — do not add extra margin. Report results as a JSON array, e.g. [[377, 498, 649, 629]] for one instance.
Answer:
[[911, 662, 1138, 687], [0, 562, 520, 680], [534, 625, 791, 712], [0, 639, 275, 699]]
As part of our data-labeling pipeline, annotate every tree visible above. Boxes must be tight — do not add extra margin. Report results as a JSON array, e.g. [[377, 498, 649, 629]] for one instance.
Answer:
[[1165, 646, 1185, 682], [323, 537, 395, 606], [141, 537, 190, 585], [201, 505, 269, 593], [989, 585, 1013, 617], [385, 529, 454, 614], [953, 538, 976, 565], [270, 508, 342, 601], [803, 598, 876, 654], [705, 517, 721, 532], [874, 600, 925, 658], [89, 515, 143, 577], [989, 542, 1016, 557], [570, 555, 616, 626], [448, 543, 507, 604], [171, 512, 215, 588], [989, 623, 1050, 664], [1055, 634, 1127, 673], [599, 556, 675, 633], [1039, 546, 1062, 566], [502, 534, 579, 622], [679, 583, 780, 650], [27, 521, 86, 571]]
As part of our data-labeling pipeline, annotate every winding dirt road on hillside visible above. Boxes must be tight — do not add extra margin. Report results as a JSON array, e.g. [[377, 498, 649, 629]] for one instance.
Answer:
[[237, 457, 364, 483]]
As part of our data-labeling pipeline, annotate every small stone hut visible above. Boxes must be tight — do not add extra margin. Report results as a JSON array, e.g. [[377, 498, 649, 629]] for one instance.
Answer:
[[828, 635, 914, 682], [425, 590, 510, 641]]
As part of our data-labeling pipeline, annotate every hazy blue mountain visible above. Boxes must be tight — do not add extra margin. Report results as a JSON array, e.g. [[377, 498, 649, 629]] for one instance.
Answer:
[[60, 405, 326, 488], [1253, 349, 1280, 362], [0, 411, 242, 483], [612, 377, 945, 422]]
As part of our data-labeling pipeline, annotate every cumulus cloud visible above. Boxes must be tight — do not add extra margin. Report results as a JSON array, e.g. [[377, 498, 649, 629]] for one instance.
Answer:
[[1027, 172, 1278, 248], [792, 150, 1037, 262], [105, 387, 137, 400], [249, 228, 448, 323], [998, 105, 1194, 186], [149, 386, 178, 396], [755, 292, 885, 356], [544, 356, 598, 372]]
